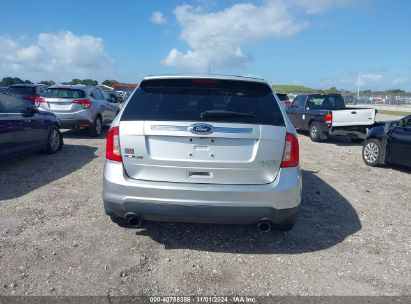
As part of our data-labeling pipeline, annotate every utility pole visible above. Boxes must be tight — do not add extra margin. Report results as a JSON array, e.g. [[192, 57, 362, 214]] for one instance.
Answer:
[[357, 73, 361, 99]]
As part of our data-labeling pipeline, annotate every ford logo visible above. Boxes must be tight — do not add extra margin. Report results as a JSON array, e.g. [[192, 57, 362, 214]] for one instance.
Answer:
[[189, 123, 214, 135]]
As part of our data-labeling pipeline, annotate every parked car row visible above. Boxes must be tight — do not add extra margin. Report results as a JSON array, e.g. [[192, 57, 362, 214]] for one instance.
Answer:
[[1, 76, 409, 234], [0, 84, 122, 161], [275, 92, 411, 168]]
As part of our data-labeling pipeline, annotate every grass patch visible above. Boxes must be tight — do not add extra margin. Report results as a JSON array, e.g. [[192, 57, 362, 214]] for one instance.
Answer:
[[378, 110, 410, 116]]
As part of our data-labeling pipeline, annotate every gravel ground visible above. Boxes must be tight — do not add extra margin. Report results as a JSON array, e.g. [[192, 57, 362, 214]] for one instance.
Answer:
[[0, 114, 410, 297]]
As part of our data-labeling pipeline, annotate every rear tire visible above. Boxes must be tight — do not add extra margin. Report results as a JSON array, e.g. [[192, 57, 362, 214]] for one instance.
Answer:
[[45, 127, 62, 154], [309, 122, 324, 142], [89, 116, 102, 137], [362, 139, 383, 166]]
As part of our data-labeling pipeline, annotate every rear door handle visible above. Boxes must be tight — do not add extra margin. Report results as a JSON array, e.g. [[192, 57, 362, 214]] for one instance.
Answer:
[[351, 111, 357, 114]]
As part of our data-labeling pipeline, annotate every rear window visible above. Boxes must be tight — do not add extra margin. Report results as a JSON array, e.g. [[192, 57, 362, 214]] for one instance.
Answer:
[[43, 88, 86, 99], [306, 94, 345, 109], [8, 86, 35, 94], [121, 79, 284, 126], [276, 93, 289, 101]]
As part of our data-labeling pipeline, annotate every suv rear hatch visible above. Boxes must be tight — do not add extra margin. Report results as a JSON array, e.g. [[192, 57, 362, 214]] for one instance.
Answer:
[[37, 88, 88, 112], [119, 78, 286, 185]]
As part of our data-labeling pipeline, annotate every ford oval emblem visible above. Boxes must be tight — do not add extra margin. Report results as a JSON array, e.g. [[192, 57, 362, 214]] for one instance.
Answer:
[[189, 123, 214, 135]]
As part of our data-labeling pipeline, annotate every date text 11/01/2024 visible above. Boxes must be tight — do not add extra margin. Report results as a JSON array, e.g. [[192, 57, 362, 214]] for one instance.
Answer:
[[149, 296, 257, 303]]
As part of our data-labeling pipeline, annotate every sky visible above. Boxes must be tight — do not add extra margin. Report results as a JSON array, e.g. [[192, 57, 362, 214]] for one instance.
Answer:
[[0, 0, 410, 91]]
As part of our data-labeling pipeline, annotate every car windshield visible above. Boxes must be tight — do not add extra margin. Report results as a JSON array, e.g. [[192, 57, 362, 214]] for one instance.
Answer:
[[121, 78, 285, 126], [8, 86, 35, 94], [43, 88, 86, 99]]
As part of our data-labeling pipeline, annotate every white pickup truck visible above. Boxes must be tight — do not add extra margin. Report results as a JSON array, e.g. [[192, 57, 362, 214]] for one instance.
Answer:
[[286, 93, 376, 142]]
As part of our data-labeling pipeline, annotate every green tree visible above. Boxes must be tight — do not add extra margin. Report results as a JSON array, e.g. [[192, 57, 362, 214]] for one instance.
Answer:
[[62, 79, 98, 86], [39, 80, 55, 86], [327, 87, 339, 93], [385, 89, 405, 94], [1, 77, 24, 86], [361, 90, 372, 95], [81, 79, 98, 86], [101, 79, 119, 88]]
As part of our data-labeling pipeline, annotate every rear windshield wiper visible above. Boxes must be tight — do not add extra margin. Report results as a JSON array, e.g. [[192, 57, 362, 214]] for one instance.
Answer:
[[201, 110, 256, 120]]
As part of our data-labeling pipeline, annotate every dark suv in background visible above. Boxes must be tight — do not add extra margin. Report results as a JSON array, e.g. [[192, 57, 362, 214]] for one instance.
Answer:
[[8, 84, 47, 105]]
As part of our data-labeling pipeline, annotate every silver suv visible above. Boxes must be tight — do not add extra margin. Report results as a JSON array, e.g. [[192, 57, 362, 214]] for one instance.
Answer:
[[36, 85, 121, 136], [103, 75, 301, 232]]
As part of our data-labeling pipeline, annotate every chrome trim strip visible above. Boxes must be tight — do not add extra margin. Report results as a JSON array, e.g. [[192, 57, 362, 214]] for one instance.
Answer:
[[151, 125, 187, 131], [151, 125, 253, 134], [214, 127, 253, 134]]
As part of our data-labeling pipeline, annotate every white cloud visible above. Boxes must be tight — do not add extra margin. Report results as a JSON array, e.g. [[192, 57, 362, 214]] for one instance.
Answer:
[[163, 0, 357, 70], [358, 73, 382, 86], [163, 1, 307, 70], [151, 11, 167, 25], [0, 31, 115, 82]]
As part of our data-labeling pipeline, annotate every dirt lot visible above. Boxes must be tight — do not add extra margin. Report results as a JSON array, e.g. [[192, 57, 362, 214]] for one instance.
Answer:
[[0, 114, 410, 297]]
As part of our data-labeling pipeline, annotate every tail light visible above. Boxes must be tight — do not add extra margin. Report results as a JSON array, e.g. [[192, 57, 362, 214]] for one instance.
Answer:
[[35, 97, 46, 107], [106, 126, 122, 162], [73, 99, 92, 109], [325, 113, 332, 124], [280, 133, 299, 168]]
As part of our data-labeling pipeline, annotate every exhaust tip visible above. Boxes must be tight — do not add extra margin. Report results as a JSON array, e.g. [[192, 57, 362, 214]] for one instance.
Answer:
[[257, 220, 272, 233], [125, 213, 143, 228]]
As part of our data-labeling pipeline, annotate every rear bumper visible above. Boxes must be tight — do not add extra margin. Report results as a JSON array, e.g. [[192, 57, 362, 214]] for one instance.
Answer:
[[54, 112, 94, 129], [328, 125, 370, 138], [59, 119, 93, 129], [102, 160, 302, 224]]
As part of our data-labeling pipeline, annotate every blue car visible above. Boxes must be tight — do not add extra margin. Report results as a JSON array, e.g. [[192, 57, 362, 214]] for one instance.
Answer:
[[0, 89, 63, 161]]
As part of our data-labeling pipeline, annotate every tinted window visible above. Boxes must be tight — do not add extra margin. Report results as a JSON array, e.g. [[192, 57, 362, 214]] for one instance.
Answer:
[[0, 93, 30, 113], [307, 94, 345, 109], [291, 96, 305, 108], [121, 79, 284, 126], [43, 88, 86, 99], [276, 93, 289, 101], [8, 86, 35, 94]]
